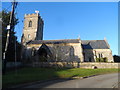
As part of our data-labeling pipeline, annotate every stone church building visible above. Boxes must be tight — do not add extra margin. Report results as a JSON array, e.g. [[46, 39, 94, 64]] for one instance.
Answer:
[[21, 12, 114, 63]]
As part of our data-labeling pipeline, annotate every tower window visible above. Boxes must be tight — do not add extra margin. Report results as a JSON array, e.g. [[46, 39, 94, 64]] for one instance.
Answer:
[[28, 21, 32, 27], [28, 34, 30, 39]]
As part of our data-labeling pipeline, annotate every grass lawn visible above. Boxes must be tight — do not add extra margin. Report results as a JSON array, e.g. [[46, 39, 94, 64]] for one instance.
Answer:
[[3, 67, 120, 88]]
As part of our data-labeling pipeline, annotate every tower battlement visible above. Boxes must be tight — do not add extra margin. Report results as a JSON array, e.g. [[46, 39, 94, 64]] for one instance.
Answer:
[[24, 13, 44, 24], [25, 13, 39, 17], [21, 12, 44, 45]]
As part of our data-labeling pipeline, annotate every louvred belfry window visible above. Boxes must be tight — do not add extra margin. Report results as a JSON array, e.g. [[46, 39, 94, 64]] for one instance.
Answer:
[[29, 21, 32, 27]]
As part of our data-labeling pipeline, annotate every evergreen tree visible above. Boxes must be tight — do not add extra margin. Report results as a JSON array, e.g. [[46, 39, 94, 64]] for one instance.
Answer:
[[2, 9, 22, 75], [113, 55, 120, 62], [2, 9, 20, 62]]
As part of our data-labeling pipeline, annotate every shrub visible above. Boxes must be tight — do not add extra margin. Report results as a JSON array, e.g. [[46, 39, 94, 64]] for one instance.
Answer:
[[96, 58, 100, 62], [96, 57, 108, 62], [113, 55, 120, 62], [103, 57, 108, 62]]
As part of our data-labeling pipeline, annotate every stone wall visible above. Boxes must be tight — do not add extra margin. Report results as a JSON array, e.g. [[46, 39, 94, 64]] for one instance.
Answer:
[[80, 62, 119, 69], [28, 62, 120, 69], [30, 62, 79, 68]]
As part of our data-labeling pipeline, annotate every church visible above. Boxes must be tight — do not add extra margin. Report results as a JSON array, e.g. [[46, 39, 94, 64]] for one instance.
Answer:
[[21, 12, 114, 63]]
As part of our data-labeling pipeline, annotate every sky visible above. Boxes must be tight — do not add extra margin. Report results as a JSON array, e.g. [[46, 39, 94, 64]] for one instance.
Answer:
[[2, 2, 118, 55]]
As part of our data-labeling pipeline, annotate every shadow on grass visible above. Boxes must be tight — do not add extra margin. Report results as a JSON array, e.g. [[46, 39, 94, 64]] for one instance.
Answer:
[[2, 67, 75, 89]]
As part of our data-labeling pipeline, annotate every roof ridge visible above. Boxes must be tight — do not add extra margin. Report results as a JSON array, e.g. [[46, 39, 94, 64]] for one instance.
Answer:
[[33, 39, 80, 41], [82, 40, 104, 41], [27, 39, 80, 44]]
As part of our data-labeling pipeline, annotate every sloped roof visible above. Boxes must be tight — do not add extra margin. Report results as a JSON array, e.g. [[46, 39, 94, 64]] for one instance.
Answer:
[[27, 39, 110, 49], [81, 40, 110, 49], [27, 39, 80, 44], [38, 43, 52, 56]]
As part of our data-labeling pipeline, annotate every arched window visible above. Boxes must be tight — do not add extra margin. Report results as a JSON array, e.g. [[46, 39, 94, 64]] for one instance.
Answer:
[[99, 54, 101, 58], [28, 34, 30, 39], [69, 46, 74, 57], [32, 47, 36, 56], [98, 53, 103, 58], [28, 21, 32, 27]]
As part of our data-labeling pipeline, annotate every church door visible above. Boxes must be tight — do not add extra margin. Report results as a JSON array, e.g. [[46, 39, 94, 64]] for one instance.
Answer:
[[38, 48, 47, 62]]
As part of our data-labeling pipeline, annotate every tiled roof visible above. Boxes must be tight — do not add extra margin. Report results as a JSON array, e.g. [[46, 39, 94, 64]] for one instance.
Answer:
[[27, 39, 80, 44], [27, 39, 110, 49], [81, 40, 110, 49]]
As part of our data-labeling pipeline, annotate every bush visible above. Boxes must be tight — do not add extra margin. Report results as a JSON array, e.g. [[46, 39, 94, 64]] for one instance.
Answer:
[[103, 57, 108, 62], [96, 57, 108, 62], [113, 55, 120, 62], [96, 58, 100, 62]]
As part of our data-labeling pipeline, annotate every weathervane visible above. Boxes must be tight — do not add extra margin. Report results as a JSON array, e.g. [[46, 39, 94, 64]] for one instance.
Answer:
[[35, 10, 39, 14]]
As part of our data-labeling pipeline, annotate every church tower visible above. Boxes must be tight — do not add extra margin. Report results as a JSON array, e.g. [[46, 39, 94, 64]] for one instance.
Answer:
[[21, 11, 44, 45]]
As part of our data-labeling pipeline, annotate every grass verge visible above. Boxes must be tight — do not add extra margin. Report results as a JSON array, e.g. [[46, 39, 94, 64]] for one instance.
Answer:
[[3, 67, 120, 88]]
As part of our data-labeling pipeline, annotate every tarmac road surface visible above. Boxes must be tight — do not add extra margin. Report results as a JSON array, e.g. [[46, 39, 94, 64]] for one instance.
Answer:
[[22, 73, 120, 88]]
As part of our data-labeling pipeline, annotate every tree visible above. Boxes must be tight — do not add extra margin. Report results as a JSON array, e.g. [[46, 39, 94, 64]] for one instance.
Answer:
[[113, 55, 120, 62], [2, 9, 19, 62], [2, 9, 22, 75], [0, 12, 2, 18]]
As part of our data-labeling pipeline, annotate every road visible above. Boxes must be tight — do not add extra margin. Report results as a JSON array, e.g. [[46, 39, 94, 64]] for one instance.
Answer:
[[22, 73, 119, 88]]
